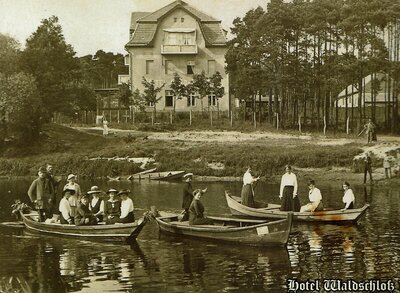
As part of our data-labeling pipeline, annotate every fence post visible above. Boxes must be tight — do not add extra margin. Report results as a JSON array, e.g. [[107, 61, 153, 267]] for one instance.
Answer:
[[276, 113, 279, 130], [190, 110, 192, 126], [210, 111, 213, 126], [346, 117, 350, 134], [323, 115, 327, 135], [170, 111, 173, 124], [230, 111, 233, 127], [151, 111, 154, 125], [254, 112, 256, 128]]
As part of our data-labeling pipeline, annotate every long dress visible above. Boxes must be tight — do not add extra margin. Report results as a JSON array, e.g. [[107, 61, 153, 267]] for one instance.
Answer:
[[240, 171, 256, 207], [104, 200, 121, 224], [189, 199, 213, 225], [103, 120, 109, 136]]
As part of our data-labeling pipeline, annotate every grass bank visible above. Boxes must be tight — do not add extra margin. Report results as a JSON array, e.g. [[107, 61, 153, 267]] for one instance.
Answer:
[[0, 123, 363, 178]]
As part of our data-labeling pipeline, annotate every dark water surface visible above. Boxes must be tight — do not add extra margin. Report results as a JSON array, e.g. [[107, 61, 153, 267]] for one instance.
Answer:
[[0, 178, 399, 292]]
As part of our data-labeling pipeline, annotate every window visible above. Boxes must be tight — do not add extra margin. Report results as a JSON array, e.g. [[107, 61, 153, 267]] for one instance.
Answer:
[[165, 32, 195, 45], [187, 64, 194, 75], [174, 17, 177, 22], [146, 60, 154, 75], [208, 60, 216, 75], [181, 17, 184, 22], [208, 93, 217, 106], [165, 90, 173, 107], [187, 94, 196, 107], [148, 101, 154, 107]]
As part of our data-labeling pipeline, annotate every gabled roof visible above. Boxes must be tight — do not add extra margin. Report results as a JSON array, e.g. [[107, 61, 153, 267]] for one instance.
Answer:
[[126, 0, 226, 48]]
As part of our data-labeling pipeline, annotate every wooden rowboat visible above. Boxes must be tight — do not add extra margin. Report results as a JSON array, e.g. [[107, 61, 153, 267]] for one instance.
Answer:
[[20, 211, 147, 242], [128, 170, 185, 181], [225, 192, 370, 223], [155, 213, 293, 246]]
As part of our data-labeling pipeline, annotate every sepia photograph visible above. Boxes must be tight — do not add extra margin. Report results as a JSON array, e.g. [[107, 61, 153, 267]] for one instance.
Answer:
[[0, 0, 400, 292]]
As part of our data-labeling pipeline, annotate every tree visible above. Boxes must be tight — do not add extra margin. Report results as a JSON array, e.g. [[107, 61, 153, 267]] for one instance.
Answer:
[[190, 70, 210, 112], [170, 73, 187, 112], [21, 16, 80, 119], [209, 71, 225, 115], [0, 73, 42, 145], [0, 34, 21, 76], [142, 77, 165, 121]]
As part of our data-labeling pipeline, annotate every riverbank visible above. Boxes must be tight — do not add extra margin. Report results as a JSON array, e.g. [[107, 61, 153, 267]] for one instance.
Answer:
[[0, 124, 398, 185]]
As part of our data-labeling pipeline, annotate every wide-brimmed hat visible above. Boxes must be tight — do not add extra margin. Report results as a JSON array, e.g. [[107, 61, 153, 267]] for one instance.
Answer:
[[118, 189, 130, 196], [62, 189, 75, 196], [106, 188, 118, 194], [67, 174, 76, 180], [87, 186, 102, 194], [183, 173, 193, 179]]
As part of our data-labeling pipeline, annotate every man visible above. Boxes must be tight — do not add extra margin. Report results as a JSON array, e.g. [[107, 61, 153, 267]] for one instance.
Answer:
[[27, 167, 53, 222], [181, 173, 207, 221], [75, 194, 98, 226], [363, 119, 376, 143], [45, 163, 59, 213], [363, 153, 373, 184]]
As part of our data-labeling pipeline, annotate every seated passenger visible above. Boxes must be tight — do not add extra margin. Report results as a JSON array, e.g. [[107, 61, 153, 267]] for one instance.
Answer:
[[189, 189, 214, 225], [75, 194, 98, 226], [118, 190, 135, 223], [300, 180, 323, 212], [104, 188, 121, 224], [342, 181, 355, 210], [88, 186, 104, 222], [59, 189, 74, 224]]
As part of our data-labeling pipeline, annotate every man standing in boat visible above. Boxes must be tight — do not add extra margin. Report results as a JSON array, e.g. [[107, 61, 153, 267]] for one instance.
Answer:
[[45, 163, 60, 214], [27, 167, 54, 222], [181, 173, 207, 221]]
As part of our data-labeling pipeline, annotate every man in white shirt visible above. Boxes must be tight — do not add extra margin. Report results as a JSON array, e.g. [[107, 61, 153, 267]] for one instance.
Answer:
[[59, 189, 74, 224], [300, 180, 323, 212], [118, 190, 135, 223]]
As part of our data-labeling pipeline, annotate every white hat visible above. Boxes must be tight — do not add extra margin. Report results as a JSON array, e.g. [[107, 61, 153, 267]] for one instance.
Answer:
[[107, 188, 118, 194], [87, 186, 102, 194], [183, 173, 193, 179], [67, 174, 76, 180]]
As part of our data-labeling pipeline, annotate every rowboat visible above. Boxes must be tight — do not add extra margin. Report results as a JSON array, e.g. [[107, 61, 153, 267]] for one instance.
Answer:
[[225, 192, 370, 223], [155, 213, 293, 246], [20, 211, 147, 242], [126, 168, 157, 180], [128, 170, 185, 181]]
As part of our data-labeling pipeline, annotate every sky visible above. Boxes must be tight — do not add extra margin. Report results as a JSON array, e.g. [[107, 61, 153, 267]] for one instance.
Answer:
[[0, 0, 268, 57]]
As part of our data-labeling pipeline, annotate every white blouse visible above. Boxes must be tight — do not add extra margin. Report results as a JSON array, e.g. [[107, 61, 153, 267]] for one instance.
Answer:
[[280, 172, 298, 197], [59, 197, 72, 220], [120, 197, 134, 218], [309, 188, 322, 203], [343, 189, 355, 204], [243, 170, 254, 185]]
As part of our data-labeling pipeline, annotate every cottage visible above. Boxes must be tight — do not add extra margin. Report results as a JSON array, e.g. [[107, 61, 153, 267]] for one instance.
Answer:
[[125, 0, 230, 112]]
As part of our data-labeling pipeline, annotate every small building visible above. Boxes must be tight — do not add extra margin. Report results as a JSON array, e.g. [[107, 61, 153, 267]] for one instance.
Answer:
[[336, 73, 393, 108], [125, 0, 229, 112]]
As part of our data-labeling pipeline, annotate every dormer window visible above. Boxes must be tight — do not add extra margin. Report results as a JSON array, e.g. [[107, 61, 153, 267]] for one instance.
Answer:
[[162, 28, 198, 54]]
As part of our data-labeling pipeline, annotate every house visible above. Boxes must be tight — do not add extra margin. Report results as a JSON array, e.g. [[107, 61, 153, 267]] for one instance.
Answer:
[[336, 73, 394, 108], [125, 0, 229, 112]]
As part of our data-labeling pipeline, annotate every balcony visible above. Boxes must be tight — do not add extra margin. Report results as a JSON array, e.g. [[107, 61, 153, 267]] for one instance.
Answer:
[[161, 44, 198, 55]]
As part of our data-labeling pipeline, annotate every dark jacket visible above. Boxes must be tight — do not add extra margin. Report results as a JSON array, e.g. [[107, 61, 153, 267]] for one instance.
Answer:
[[75, 203, 97, 226], [27, 177, 53, 209], [182, 182, 193, 210], [189, 199, 205, 222]]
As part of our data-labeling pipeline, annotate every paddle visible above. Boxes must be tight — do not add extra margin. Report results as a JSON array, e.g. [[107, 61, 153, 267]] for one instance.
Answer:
[[125, 207, 159, 244]]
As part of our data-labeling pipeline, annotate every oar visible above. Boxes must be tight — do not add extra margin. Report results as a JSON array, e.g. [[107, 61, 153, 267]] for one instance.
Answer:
[[125, 217, 146, 244], [0, 221, 25, 228]]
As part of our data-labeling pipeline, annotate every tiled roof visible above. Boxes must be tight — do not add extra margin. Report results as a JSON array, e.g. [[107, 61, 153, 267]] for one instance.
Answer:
[[130, 12, 149, 31], [126, 0, 226, 48], [139, 0, 217, 22], [201, 23, 227, 46]]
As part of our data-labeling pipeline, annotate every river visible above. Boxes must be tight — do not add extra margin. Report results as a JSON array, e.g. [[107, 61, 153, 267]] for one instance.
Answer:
[[0, 178, 399, 292]]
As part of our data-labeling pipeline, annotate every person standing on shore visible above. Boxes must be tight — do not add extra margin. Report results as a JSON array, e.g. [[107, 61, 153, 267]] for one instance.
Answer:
[[181, 173, 207, 222], [342, 182, 355, 210], [363, 153, 373, 184], [279, 165, 300, 212], [362, 119, 376, 143], [240, 167, 260, 207], [27, 167, 53, 222], [103, 117, 109, 136], [383, 155, 392, 179]]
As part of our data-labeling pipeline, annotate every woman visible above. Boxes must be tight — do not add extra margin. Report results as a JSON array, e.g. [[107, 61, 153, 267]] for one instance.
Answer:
[[342, 181, 355, 210], [240, 167, 260, 207], [118, 190, 135, 223], [189, 189, 213, 225], [300, 180, 323, 212], [103, 117, 109, 136], [75, 194, 98, 226], [104, 188, 121, 224], [88, 186, 104, 222], [63, 174, 81, 217], [279, 165, 300, 212], [59, 189, 74, 224]]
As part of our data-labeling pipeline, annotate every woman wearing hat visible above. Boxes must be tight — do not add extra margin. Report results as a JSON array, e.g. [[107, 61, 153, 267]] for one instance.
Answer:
[[59, 189, 74, 224], [118, 190, 135, 223], [104, 189, 121, 224], [75, 194, 98, 226], [88, 186, 105, 222], [181, 173, 207, 222], [63, 174, 81, 217], [189, 189, 213, 225]]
